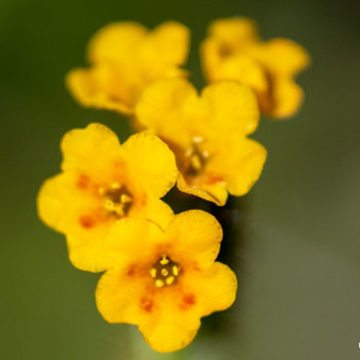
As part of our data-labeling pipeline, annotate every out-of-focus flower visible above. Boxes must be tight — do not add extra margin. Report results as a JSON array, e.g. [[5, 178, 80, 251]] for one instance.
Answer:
[[201, 17, 310, 118], [67, 21, 189, 115], [135, 78, 267, 206], [37, 123, 177, 272], [96, 210, 237, 353]]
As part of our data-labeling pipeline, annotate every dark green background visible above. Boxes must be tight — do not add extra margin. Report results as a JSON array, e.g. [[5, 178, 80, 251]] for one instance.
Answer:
[[1, 0, 360, 359]]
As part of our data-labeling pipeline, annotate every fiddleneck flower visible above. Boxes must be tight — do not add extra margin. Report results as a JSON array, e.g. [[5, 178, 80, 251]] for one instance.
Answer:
[[67, 21, 189, 115], [96, 210, 237, 353], [135, 78, 267, 205], [201, 17, 310, 118], [37, 123, 177, 272]]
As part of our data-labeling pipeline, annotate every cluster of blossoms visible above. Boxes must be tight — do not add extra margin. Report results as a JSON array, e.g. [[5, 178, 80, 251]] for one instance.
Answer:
[[37, 17, 309, 353]]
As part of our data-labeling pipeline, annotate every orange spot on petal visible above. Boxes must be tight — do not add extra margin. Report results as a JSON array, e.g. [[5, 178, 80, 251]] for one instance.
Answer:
[[76, 174, 90, 190], [78, 215, 94, 229], [140, 297, 154, 313], [127, 265, 136, 276], [206, 175, 224, 185], [180, 293, 196, 310], [113, 160, 126, 169]]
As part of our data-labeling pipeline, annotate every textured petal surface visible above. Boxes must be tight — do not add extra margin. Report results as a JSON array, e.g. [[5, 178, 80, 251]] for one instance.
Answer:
[[102, 217, 167, 269], [37, 172, 114, 272], [60, 123, 122, 178], [201, 81, 260, 137], [181, 262, 237, 317], [37, 173, 95, 234], [210, 138, 267, 196], [96, 267, 151, 325], [177, 173, 228, 206], [122, 131, 177, 198], [135, 79, 200, 147], [167, 210, 222, 266], [138, 298, 201, 353]]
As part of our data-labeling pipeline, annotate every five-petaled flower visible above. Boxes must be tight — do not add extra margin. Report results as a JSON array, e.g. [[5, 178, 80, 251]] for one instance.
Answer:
[[37, 123, 177, 272], [135, 78, 267, 206], [96, 210, 237, 353], [201, 17, 310, 118], [67, 21, 189, 115]]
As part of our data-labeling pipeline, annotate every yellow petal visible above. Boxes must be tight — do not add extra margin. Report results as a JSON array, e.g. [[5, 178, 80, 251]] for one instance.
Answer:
[[102, 217, 166, 270], [66, 226, 113, 272], [136, 79, 259, 146], [167, 210, 223, 267], [139, 196, 174, 230], [96, 267, 201, 353], [181, 262, 237, 317], [200, 18, 259, 83], [135, 79, 200, 147], [267, 77, 304, 118], [37, 172, 115, 272], [138, 299, 201, 353], [88, 22, 147, 65], [201, 81, 260, 136], [37, 173, 95, 234], [96, 267, 151, 325], [210, 138, 267, 196], [66, 67, 134, 114], [139, 262, 237, 353], [208, 17, 259, 48], [67, 197, 173, 272], [252, 38, 310, 76], [139, 21, 190, 79], [60, 123, 122, 179], [205, 51, 268, 94], [122, 131, 178, 198], [177, 172, 228, 206]]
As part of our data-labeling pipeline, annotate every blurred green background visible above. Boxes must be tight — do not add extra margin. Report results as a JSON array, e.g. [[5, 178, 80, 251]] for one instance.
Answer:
[[1, 0, 360, 359]]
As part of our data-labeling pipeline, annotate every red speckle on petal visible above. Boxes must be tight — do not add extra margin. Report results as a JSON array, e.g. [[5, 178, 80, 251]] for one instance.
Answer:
[[78, 215, 94, 229], [180, 294, 196, 310], [206, 175, 224, 185], [140, 297, 154, 313], [76, 174, 90, 189], [127, 265, 136, 276]]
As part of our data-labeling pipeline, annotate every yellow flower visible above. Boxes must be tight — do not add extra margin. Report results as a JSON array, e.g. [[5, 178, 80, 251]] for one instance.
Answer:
[[67, 21, 190, 115], [96, 210, 237, 353], [135, 78, 267, 206], [37, 123, 177, 272], [201, 17, 311, 118]]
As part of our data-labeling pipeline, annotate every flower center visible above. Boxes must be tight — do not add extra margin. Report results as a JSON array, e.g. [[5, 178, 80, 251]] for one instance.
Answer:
[[98, 182, 133, 218], [149, 255, 181, 288], [184, 137, 209, 176], [218, 43, 234, 58]]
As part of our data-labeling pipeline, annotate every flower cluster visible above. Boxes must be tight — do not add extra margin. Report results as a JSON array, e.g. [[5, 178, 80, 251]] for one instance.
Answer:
[[38, 17, 309, 353]]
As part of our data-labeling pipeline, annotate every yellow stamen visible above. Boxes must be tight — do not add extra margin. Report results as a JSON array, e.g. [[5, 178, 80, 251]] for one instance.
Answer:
[[165, 276, 175, 285], [155, 279, 165, 288], [99, 182, 133, 217], [150, 268, 157, 278], [172, 265, 179, 276], [150, 255, 181, 288], [160, 257, 170, 265], [161, 269, 169, 276]]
